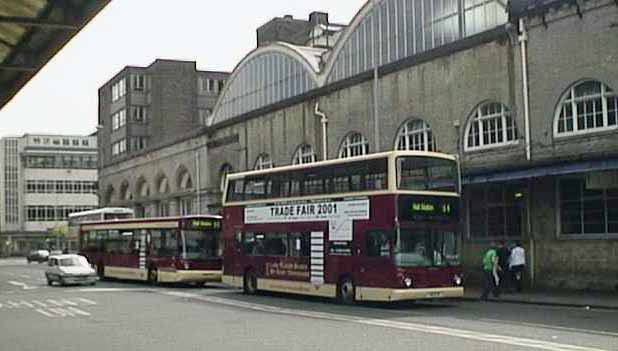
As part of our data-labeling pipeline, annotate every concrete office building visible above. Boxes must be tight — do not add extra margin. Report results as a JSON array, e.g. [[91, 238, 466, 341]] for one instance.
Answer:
[[0, 134, 98, 255], [99, 0, 618, 291]]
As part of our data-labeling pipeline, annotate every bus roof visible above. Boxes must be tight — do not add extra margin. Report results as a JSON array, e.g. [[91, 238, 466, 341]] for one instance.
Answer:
[[226, 150, 457, 180], [78, 214, 222, 227], [68, 207, 134, 219]]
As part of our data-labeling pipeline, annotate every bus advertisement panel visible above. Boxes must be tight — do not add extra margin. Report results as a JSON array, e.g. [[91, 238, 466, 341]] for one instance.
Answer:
[[221, 151, 464, 303], [79, 215, 222, 285]]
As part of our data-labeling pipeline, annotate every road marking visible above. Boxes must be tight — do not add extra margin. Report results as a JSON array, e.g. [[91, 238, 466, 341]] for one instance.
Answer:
[[49, 308, 75, 317], [32, 300, 48, 308], [35, 309, 55, 317], [75, 298, 97, 305], [480, 318, 618, 338], [18, 300, 34, 308], [46, 299, 63, 306], [61, 299, 78, 306], [77, 288, 150, 293], [66, 307, 91, 316], [19, 274, 30, 279], [8, 280, 36, 290], [163, 292, 610, 351]]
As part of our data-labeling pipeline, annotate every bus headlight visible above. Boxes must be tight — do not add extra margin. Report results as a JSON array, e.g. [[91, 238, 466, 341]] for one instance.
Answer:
[[403, 277, 413, 288], [453, 274, 463, 286]]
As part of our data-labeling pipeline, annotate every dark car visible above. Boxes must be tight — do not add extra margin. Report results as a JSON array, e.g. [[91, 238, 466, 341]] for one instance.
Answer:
[[26, 250, 50, 264]]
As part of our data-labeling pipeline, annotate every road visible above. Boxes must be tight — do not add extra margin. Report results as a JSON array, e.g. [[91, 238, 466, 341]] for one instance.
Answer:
[[1, 258, 616, 351]]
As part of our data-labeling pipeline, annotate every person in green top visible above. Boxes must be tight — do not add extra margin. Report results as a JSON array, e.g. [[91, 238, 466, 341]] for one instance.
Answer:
[[481, 241, 499, 300]]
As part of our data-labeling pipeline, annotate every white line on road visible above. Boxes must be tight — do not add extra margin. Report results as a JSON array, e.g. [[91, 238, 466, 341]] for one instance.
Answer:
[[66, 307, 91, 316], [162, 291, 610, 351], [35, 309, 55, 317], [480, 318, 618, 338], [75, 298, 97, 305], [49, 308, 75, 317], [19, 274, 30, 279], [46, 299, 63, 306], [18, 300, 34, 308], [61, 299, 78, 306], [32, 300, 48, 308], [8, 280, 36, 290], [77, 288, 151, 293]]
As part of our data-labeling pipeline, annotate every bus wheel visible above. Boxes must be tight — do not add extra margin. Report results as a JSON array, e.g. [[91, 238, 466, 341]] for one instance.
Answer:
[[243, 270, 257, 295], [96, 264, 105, 280], [148, 268, 158, 285], [338, 277, 356, 305]]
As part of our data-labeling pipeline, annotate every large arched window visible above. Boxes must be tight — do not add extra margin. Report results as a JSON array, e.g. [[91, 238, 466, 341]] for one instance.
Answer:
[[555, 80, 618, 136], [136, 177, 150, 198], [177, 167, 193, 190], [465, 102, 518, 151], [339, 132, 369, 158], [395, 119, 436, 151], [120, 181, 132, 201], [219, 163, 233, 192], [157, 176, 170, 194], [254, 154, 273, 170], [326, 0, 507, 84], [292, 144, 316, 165]]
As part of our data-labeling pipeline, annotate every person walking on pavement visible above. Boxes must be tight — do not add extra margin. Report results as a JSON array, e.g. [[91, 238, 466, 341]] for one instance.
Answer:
[[481, 241, 499, 301], [509, 241, 526, 292], [496, 241, 511, 296]]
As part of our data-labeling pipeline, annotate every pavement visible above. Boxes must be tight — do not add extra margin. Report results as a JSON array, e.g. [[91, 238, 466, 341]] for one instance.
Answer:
[[463, 286, 618, 310]]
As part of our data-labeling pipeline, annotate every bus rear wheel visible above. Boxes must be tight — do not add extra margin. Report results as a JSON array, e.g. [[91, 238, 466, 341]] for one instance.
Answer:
[[148, 268, 158, 285], [338, 277, 356, 305], [243, 270, 257, 295]]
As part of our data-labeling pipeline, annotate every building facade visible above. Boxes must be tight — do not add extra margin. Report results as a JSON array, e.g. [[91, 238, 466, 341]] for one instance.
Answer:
[[0, 134, 98, 255], [99, 0, 618, 291]]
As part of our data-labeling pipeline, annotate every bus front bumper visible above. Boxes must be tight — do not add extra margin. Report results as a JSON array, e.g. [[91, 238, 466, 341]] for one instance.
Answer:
[[158, 270, 222, 283], [356, 286, 464, 302]]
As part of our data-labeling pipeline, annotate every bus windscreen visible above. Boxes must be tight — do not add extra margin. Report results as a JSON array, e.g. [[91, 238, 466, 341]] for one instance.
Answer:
[[397, 156, 458, 192]]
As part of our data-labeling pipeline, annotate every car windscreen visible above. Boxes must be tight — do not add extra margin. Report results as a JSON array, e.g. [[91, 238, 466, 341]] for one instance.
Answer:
[[59, 257, 89, 267]]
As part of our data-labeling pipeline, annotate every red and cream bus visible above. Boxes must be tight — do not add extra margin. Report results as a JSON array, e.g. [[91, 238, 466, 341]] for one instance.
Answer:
[[79, 215, 222, 285], [221, 151, 463, 303]]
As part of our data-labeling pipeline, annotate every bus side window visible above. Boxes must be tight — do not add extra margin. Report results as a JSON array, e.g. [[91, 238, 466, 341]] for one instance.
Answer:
[[365, 231, 392, 257], [234, 232, 242, 252], [289, 232, 309, 257]]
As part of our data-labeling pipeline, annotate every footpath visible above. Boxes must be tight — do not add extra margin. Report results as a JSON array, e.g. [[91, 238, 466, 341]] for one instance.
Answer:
[[463, 287, 618, 310]]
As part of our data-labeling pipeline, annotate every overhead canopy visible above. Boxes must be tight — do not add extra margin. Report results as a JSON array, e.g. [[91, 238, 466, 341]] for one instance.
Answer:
[[0, 0, 111, 110]]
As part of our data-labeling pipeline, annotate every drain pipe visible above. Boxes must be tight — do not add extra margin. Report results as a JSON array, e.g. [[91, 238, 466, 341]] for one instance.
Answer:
[[315, 103, 328, 161], [519, 18, 531, 161]]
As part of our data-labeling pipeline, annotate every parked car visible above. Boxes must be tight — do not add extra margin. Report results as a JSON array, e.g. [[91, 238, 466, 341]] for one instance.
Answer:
[[26, 250, 49, 263], [45, 254, 97, 286]]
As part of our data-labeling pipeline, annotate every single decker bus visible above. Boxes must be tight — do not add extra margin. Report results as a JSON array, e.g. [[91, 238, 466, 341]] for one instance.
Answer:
[[79, 215, 222, 285], [67, 207, 135, 252], [221, 150, 463, 303]]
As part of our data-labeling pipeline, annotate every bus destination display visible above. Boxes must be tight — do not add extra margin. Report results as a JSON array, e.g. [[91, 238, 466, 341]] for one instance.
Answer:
[[398, 195, 459, 222]]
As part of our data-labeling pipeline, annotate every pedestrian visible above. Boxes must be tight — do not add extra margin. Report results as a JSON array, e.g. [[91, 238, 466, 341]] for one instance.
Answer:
[[480, 241, 499, 300], [495, 241, 510, 296], [509, 241, 526, 292]]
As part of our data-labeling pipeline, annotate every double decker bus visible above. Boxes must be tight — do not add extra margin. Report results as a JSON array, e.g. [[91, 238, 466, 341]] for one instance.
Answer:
[[222, 151, 463, 303], [79, 215, 222, 285], [67, 208, 134, 252]]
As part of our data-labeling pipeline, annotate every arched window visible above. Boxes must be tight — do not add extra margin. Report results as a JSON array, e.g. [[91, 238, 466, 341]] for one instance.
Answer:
[[465, 102, 518, 150], [339, 132, 369, 158], [137, 177, 150, 198], [177, 167, 193, 190], [292, 144, 316, 165], [254, 154, 273, 170], [103, 186, 115, 206], [120, 181, 132, 201], [219, 164, 233, 192], [555, 80, 618, 136], [395, 119, 436, 151], [157, 176, 170, 194]]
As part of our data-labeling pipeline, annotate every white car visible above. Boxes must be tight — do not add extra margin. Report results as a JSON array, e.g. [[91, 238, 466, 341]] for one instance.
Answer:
[[45, 254, 97, 286]]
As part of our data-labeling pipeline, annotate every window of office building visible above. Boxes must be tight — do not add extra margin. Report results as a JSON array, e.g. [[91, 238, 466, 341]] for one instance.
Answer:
[[112, 109, 127, 130], [132, 74, 145, 90], [133, 106, 147, 123], [559, 178, 618, 236], [111, 78, 126, 102], [467, 183, 525, 239], [555, 80, 618, 136]]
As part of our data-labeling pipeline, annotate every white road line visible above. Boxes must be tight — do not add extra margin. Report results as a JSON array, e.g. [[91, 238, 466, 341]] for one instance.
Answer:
[[480, 318, 618, 338], [61, 299, 78, 306], [19, 274, 30, 279], [165, 292, 610, 351], [35, 309, 55, 318], [77, 288, 150, 293], [7, 301, 20, 308], [75, 298, 97, 305], [32, 300, 48, 308], [46, 299, 63, 306], [18, 300, 34, 308], [8, 280, 36, 290], [49, 308, 75, 317], [66, 307, 91, 316]]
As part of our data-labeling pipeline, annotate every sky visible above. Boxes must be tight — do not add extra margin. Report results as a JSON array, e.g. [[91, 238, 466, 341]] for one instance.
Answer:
[[0, 0, 366, 138]]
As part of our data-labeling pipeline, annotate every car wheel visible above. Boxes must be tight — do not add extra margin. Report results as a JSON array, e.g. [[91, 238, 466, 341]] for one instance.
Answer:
[[337, 277, 356, 305], [59, 277, 66, 286], [45, 274, 52, 286], [243, 270, 258, 295]]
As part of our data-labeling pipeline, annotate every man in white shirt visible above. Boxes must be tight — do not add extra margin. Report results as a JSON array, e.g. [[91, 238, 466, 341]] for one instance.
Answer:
[[509, 241, 526, 292]]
